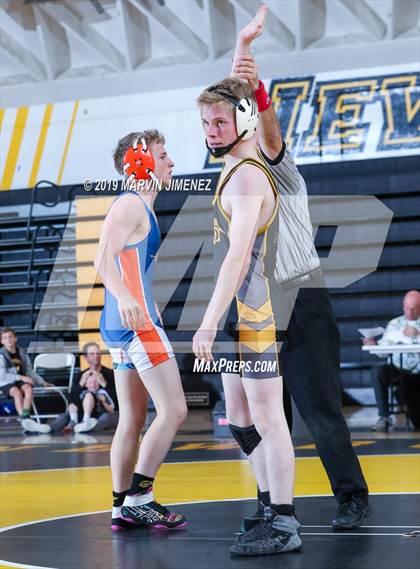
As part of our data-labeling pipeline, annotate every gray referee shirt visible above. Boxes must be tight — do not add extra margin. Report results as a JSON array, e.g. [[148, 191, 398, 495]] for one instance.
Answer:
[[259, 143, 320, 283]]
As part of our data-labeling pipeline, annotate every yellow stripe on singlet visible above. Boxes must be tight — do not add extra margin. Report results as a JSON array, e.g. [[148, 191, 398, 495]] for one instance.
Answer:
[[236, 298, 274, 323], [213, 156, 279, 235], [237, 322, 277, 352]]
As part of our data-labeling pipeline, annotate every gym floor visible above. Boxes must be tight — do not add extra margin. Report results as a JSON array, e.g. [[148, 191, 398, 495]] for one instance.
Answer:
[[1, 408, 419, 569]]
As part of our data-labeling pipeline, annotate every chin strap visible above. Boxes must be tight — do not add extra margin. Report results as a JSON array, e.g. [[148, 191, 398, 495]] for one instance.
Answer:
[[206, 131, 247, 158]]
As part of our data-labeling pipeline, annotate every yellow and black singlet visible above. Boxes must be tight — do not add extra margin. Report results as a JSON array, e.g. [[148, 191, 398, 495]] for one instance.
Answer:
[[213, 156, 280, 379]]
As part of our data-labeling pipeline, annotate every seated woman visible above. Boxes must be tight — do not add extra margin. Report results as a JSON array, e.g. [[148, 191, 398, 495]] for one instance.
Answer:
[[51, 342, 119, 434], [51, 369, 118, 434]]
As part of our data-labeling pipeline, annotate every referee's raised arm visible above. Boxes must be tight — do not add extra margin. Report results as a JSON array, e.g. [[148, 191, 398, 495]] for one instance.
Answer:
[[230, 4, 283, 159]]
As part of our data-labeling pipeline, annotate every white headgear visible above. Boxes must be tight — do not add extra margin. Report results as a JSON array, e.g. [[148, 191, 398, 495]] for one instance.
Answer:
[[217, 92, 258, 140], [205, 88, 259, 157]]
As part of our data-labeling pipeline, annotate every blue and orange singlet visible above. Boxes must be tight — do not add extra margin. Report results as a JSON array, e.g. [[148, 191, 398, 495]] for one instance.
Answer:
[[100, 191, 174, 372]]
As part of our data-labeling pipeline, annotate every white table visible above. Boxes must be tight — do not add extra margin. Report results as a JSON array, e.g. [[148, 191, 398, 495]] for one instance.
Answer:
[[362, 343, 420, 375], [362, 344, 420, 355]]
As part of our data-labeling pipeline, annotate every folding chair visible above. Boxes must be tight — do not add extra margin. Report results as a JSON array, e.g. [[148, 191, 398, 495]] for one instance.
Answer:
[[31, 353, 76, 423], [389, 376, 411, 430], [384, 353, 411, 430]]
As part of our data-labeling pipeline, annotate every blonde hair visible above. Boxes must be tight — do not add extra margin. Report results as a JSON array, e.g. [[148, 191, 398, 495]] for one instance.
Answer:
[[197, 78, 255, 110], [113, 129, 165, 175]]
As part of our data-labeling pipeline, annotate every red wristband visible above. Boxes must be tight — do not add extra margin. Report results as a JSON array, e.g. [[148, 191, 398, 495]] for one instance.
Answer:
[[255, 80, 272, 112]]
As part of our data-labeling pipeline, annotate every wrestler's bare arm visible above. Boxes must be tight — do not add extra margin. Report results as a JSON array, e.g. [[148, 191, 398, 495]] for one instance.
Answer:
[[94, 194, 147, 329], [200, 165, 268, 329], [94, 194, 144, 296]]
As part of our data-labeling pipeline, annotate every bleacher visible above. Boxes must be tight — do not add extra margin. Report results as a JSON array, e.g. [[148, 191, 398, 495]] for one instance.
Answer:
[[312, 155, 419, 400], [1, 154, 419, 405]]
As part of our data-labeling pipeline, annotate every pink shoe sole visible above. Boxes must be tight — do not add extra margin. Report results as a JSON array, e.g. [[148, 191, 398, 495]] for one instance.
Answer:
[[152, 521, 188, 530], [111, 525, 126, 532], [111, 517, 139, 531]]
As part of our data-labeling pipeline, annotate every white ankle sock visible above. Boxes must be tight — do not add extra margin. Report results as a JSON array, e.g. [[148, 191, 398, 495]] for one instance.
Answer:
[[123, 493, 154, 507], [112, 506, 122, 518]]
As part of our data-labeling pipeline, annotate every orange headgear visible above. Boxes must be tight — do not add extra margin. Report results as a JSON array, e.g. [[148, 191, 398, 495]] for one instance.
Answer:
[[123, 137, 155, 180]]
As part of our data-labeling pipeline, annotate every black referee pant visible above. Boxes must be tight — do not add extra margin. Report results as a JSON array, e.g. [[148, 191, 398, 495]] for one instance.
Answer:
[[276, 284, 369, 505]]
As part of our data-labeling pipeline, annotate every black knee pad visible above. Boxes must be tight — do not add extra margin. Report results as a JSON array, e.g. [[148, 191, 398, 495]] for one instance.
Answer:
[[229, 423, 261, 455]]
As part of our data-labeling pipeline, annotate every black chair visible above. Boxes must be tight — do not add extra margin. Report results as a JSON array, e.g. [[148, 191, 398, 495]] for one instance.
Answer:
[[388, 376, 411, 430]]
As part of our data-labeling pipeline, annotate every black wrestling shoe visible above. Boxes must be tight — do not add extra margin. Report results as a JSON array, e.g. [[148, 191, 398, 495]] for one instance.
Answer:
[[111, 507, 139, 532], [230, 507, 302, 557], [239, 500, 266, 532], [235, 518, 269, 544], [121, 500, 187, 529], [332, 497, 371, 530]]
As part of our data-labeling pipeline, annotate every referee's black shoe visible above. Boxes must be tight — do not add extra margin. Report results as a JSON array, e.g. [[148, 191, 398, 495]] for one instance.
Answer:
[[332, 497, 371, 530]]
